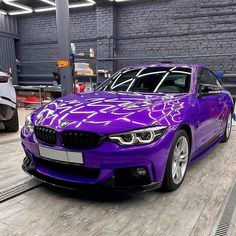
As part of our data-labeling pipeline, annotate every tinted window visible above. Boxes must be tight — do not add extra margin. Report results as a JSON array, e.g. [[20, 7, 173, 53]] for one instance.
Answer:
[[197, 69, 220, 86], [157, 73, 191, 93], [208, 70, 222, 87], [97, 67, 192, 94]]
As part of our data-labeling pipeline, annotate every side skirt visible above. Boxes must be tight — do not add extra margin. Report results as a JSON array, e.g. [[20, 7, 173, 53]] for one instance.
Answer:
[[189, 134, 224, 165]]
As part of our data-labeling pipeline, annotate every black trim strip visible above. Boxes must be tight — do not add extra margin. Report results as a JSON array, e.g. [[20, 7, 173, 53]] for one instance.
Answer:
[[22, 155, 161, 193], [192, 133, 223, 159], [0, 96, 16, 105]]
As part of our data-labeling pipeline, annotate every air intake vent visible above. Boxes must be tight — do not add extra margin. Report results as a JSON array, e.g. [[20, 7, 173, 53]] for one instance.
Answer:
[[62, 131, 105, 149], [0, 76, 8, 83], [34, 126, 57, 145], [37, 158, 100, 179]]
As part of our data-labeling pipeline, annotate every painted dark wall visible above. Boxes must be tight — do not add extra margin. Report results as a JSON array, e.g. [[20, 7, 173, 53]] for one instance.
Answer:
[[16, 0, 236, 82]]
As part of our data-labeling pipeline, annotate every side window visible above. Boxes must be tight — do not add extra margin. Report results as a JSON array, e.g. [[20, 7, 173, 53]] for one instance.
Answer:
[[197, 69, 218, 86], [208, 71, 222, 88], [197, 70, 209, 85]]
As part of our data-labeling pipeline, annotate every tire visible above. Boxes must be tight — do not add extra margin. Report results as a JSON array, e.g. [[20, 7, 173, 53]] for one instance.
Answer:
[[221, 112, 232, 143], [4, 108, 19, 132], [162, 130, 190, 192]]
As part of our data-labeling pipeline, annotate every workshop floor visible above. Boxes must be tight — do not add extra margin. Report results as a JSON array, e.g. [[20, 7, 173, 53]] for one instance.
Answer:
[[0, 110, 235, 236], [0, 109, 31, 144]]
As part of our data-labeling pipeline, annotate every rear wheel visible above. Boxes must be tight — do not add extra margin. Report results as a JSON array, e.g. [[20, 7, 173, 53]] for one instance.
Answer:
[[4, 108, 19, 132], [221, 112, 232, 143], [162, 130, 190, 191]]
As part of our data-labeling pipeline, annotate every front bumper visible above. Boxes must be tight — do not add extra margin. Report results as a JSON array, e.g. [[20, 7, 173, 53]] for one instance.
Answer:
[[21, 127, 175, 192], [22, 154, 161, 192]]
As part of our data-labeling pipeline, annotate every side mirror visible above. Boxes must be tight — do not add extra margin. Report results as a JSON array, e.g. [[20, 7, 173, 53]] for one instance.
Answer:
[[198, 83, 209, 93], [198, 83, 220, 97]]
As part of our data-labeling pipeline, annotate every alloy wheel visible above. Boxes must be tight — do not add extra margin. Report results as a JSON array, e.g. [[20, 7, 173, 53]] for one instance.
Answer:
[[172, 136, 189, 185], [226, 113, 232, 139]]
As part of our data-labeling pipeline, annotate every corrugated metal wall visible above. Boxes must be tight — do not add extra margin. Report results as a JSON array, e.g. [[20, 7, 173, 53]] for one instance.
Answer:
[[0, 15, 19, 84], [0, 14, 18, 35], [0, 36, 17, 80]]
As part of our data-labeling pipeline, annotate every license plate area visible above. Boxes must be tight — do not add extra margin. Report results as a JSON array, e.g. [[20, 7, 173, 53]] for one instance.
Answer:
[[39, 146, 84, 164]]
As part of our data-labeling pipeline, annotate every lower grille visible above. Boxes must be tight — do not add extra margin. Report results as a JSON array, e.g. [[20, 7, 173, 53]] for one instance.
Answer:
[[62, 131, 104, 149], [34, 126, 57, 145], [37, 158, 100, 179]]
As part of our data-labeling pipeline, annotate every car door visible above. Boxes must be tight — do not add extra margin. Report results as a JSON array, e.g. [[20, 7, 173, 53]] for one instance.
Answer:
[[207, 70, 226, 133], [195, 69, 224, 151]]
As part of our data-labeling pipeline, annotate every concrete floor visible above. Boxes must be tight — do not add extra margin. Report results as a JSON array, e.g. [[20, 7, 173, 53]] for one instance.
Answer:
[[0, 109, 31, 144], [0, 110, 236, 236]]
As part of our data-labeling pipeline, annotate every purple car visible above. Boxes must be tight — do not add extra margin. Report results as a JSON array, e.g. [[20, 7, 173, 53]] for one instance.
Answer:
[[21, 64, 233, 192]]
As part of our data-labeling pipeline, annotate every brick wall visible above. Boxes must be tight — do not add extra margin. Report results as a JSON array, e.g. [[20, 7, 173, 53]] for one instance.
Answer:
[[16, 0, 236, 77], [16, 7, 97, 74], [116, 0, 236, 72]]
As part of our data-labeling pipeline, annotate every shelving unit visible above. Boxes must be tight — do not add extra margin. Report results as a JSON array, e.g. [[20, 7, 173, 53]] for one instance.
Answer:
[[70, 54, 97, 93], [14, 85, 62, 108]]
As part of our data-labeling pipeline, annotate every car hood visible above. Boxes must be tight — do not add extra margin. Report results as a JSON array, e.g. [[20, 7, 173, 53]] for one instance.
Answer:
[[32, 91, 188, 134]]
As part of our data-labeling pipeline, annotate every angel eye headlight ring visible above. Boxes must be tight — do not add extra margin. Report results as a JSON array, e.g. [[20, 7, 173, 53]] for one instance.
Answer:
[[109, 126, 166, 146]]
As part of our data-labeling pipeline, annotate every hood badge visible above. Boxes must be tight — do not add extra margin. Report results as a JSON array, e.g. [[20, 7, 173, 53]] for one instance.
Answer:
[[60, 121, 69, 128]]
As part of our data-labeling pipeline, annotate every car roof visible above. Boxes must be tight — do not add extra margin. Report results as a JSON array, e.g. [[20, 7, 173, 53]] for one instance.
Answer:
[[123, 63, 204, 71]]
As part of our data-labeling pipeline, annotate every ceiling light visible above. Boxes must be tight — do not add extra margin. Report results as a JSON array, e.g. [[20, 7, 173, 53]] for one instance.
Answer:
[[69, 3, 95, 8], [9, 10, 33, 15], [3, 0, 33, 15], [34, 7, 56, 13], [3, 0, 32, 11], [35, 0, 96, 12], [0, 10, 7, 15], [39, 0, 56, 6]]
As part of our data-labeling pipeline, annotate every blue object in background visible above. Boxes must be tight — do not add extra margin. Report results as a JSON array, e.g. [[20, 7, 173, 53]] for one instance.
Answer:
[[216, 71, 224, 79]]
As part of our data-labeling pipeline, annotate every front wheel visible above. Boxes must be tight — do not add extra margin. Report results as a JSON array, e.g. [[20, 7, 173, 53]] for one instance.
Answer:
[[162, 130, 190, 191], [221, 112, 232, 143], [4, 108, 19, 132]]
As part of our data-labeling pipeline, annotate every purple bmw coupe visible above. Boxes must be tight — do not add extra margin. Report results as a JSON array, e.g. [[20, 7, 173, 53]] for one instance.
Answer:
[[21, 64, 233, 192]]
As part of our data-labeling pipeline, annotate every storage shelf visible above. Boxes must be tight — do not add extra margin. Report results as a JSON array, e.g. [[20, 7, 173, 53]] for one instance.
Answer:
[[74, 75, 96, 80]]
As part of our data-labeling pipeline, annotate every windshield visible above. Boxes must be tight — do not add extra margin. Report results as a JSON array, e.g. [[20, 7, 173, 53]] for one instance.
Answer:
[[97, 67, 192, 93]]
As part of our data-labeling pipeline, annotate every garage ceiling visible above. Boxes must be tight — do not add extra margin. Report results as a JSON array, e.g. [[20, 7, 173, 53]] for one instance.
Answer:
[[0, 0, 132, 15]]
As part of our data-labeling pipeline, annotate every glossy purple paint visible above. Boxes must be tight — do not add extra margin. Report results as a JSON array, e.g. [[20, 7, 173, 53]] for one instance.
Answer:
[[21, 64, 234, 190]]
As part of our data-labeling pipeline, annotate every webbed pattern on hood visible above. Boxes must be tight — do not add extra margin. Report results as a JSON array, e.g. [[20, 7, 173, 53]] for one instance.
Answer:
[[33, 91, 186, 133]]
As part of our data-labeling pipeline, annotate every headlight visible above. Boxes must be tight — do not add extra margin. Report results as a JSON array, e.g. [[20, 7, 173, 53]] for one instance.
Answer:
[[25, 115, 34, 133], [109, 126, 166, 146]]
